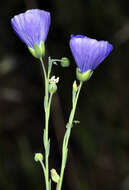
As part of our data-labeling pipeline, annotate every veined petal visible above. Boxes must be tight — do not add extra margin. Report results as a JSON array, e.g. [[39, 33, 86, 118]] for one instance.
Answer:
[[69, 35, 113, 73], [11, 9, 51, 48]]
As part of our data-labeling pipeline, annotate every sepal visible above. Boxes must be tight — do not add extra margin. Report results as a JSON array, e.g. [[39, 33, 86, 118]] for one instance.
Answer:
[[28, 41, 45, 59], [76, 68, 93, 82]]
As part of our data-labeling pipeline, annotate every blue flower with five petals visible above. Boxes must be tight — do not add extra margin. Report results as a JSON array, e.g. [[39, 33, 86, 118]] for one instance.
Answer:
[[11, 9, 51, 58], [70, 35, 113, 74]]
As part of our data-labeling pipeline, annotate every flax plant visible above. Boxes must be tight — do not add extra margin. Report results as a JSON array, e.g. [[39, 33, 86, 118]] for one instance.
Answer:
[[11, 9, 113, 190]]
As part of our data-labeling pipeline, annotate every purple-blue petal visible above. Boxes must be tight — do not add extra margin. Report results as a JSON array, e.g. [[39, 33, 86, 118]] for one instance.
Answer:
[[69, 35, 113, 73], [11, 9, 51, 48]]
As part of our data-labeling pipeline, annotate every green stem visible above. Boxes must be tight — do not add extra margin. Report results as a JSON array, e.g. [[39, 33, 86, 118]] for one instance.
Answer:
[[39, 160, 47, 180], [69, 81, 83, 124], [48, 58, 53, 80], [40, 58, 51, 190], [51, 59, 61, 62], [57, 81, 83, 190], [40, 58, 48, 102]]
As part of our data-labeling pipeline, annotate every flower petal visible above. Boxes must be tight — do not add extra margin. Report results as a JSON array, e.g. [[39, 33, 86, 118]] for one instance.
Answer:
[[70, 35, 113, 73], [11, 9, 51, 48]]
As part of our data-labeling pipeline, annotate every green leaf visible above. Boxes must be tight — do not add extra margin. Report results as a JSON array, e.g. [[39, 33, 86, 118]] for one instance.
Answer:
[[64, 127, 71, 147], [48, 57, 52, 76], [72, 90, 76, 105], [66, 122, 72, 129], [43, 129, 46, 149]]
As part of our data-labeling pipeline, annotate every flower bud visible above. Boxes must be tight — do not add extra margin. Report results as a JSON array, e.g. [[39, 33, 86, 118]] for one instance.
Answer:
[[73, 80, 78, 91], [28, 41, 45, 59], [51, 169, 60, 183], [60, 57, 70, 67], [34, 153, 43, 162], [76, 68, 93, 82], [49, 76, 59, 94], [48, 83, 57, 94]]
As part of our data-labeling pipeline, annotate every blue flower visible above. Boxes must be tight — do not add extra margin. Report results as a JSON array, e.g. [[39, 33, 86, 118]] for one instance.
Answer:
[[69, 35, 113, 74], [11, 9, 50, 58], [11, 9, 50, 48]]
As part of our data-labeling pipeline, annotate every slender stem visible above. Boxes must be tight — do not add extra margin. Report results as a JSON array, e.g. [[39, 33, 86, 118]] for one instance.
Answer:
[[48, 58, 52, 82], [39, 160, 47, 180], [40, 58, 48, 102], [45, 112, 49, 190], [51, 59, 61, 62], [40, 58, 50, 190], [48, 93, 53, 115], [57, 81, 83, 190], [69, 81, 83, 124]]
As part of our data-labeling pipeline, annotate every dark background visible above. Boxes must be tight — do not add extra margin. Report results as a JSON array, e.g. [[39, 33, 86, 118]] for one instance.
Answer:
[[0, 0, 129, 190]]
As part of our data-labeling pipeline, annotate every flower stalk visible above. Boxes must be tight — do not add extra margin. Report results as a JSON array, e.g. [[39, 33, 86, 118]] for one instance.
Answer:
[[40, 58, 53, 190], [57, 81, 83, 190]]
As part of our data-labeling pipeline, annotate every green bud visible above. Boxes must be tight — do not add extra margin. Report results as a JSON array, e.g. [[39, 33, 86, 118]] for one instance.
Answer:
[[34, 153, 43, 162], [28, 41, 45, 59], [51, 169, 60, 183], [60, 57, 70, 67], [73, 80, 78, 91], [48, 83, 57, 94], [76, 68, 93, 82]]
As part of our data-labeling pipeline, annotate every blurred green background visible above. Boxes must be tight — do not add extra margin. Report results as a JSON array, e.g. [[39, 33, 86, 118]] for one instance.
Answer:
[[0, 0, 129, 190]]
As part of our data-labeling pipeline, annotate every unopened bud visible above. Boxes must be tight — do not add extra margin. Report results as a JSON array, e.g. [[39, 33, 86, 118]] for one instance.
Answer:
[[48, 83, 57, 94], [73, 80, 78, 91], [51, 169, 60, 183], [60, 57, 70, 67], [34, 153, 43, 162]]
